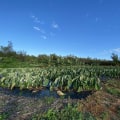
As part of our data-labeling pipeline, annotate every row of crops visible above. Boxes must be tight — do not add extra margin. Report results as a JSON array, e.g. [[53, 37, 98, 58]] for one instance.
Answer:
[[0, 66, 120, 92]]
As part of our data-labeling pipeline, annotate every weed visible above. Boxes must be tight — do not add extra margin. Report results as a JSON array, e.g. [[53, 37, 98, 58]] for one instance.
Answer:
[[0, 112, 9, 120], [106, 87, 120, 97], [31, 104, 96, 120]]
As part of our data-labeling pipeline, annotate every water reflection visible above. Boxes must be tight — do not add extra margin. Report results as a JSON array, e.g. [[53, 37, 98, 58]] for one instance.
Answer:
[[0, 87, 92, 99]]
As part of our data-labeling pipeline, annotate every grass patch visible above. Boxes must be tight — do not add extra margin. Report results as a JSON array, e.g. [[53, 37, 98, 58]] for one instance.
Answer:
[[0, 113, 9, 120], [31, 104, 96, 120], [106, 87, 120, 97]]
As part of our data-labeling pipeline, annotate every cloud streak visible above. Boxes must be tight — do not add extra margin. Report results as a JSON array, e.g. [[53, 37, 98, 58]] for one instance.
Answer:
[[102, 48, 120, 55], [52, 22, 59, 29], [41, 35, 47, 40], [31, 15, 45, 24], [33, 26, 40, 31], [31, 15, 60, 39], [33, 26, 45, 34], [31, 15, 40, 23], [113, 48, 120, 53]]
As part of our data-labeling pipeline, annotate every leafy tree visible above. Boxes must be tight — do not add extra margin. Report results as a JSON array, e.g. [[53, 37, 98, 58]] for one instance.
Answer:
[[17, 51, 27, 62], [49, 54, 59, 66], [37, 54, 49, 65], [0, 41, 13, 54], [111, 53, 120, 65]]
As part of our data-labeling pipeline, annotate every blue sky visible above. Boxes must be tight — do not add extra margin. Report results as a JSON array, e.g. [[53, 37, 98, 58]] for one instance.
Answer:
[[0, 0, 120, 60]]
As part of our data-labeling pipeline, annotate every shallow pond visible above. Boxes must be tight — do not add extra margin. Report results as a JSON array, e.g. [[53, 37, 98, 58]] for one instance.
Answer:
[[0, 87, 92, 99]]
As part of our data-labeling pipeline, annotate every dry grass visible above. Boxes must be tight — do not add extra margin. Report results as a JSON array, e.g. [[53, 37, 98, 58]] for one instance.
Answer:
[[78, 79, 120, 120]]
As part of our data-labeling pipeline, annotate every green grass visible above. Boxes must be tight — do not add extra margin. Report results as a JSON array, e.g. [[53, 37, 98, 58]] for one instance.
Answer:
[[0, 113, 9, 120], [31, 104, 96, 120], [106, 87, 120, 97], [105, 80, 120, 97]]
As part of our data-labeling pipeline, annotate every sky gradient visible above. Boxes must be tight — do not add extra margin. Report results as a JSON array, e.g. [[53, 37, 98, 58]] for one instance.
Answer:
[[0, 0, 120, 60]]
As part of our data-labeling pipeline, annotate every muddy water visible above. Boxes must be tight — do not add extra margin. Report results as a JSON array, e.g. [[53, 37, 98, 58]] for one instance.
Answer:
[[0, 87, 92, 99]]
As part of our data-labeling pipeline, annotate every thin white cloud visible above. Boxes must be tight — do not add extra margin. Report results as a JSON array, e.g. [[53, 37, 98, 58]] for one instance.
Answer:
[[113, 48, 120, 53], [102, 48, 120, 55], [34, 18, 40, 23], [33, 26, 40, 31], [52, 22, 59, 29], [31, 15, 35, 18], [41, 35, 47, 40], [101, 50, 111, 55], [31, 15, 40, 23], [101, 50, 107, 55], [33, 26, 45, 34]]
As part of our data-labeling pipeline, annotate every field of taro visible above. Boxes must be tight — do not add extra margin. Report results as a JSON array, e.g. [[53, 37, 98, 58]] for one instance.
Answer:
[[0, 66, 120, 92], [0, 66, 120, 120]]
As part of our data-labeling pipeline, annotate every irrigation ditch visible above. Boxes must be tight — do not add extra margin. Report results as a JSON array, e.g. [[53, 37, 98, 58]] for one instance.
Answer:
[[0, 86, 93, 120]]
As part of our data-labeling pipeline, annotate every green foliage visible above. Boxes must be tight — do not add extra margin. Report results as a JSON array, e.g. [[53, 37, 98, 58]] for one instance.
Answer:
[[100, 112, 109, 120], [111, 53, 120, 65], [106, 87, 120, 97], [0, 66, 103, 92], [31, 104, 96, 120], [0, 113, 9, 120], [0, 41, 116, 67], [0, 66, 120, 92], [0, 41, 13, 54]]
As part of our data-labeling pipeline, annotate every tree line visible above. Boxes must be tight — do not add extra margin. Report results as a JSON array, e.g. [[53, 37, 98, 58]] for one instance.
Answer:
[[0, 41, 120, 67]]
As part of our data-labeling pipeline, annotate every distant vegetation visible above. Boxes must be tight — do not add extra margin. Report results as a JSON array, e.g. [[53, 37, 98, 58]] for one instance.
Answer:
[[0, 42, 120, 120], [0, 41, 120, 67]]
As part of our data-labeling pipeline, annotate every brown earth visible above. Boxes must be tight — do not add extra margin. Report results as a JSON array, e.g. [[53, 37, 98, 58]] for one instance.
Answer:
[[78, 79, 120, 120]]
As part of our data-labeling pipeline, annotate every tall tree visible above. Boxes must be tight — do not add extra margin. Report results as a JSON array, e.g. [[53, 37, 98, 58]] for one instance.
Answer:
[[0, 41, 13, 54], [111, 53, 120, 65]]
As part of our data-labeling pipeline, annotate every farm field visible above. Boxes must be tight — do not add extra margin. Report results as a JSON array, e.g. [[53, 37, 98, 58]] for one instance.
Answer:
[[1, 0, 120, 119], [0, 66, 120, 120]]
